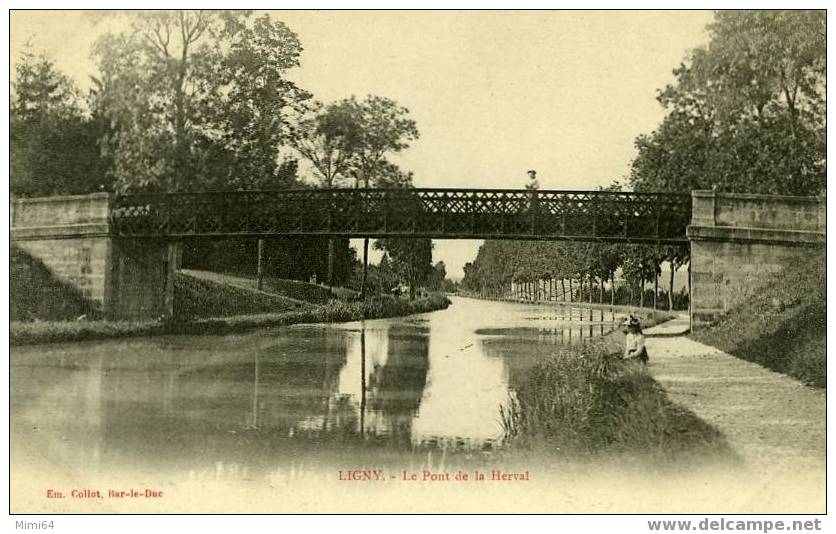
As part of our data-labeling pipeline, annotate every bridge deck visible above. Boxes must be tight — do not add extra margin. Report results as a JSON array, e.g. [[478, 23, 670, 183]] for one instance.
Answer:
[[109, 188, 692, 243]]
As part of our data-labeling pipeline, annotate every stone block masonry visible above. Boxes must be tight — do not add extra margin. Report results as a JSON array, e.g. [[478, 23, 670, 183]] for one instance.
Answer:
[[11, 194, 177, 321], [14, 237, 109, 304]]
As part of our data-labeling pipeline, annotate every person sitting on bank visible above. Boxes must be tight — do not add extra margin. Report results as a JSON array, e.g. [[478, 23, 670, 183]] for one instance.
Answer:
[[622, 315, 648, 364]]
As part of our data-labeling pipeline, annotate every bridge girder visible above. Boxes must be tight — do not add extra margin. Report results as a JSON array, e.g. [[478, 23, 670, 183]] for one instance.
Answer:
[[109, 188, 692, 244]]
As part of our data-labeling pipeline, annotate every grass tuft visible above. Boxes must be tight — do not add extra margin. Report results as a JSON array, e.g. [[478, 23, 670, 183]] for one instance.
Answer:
[[501, 340, 731, 462]]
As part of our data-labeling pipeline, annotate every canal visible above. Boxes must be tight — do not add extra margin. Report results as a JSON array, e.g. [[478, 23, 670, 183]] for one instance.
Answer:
[[11, 296, 624, 511]]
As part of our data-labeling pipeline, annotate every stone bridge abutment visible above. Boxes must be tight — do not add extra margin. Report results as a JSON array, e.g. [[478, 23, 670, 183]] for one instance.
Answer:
[[11, 193, 178, 321], [687, 190, 825, 328]]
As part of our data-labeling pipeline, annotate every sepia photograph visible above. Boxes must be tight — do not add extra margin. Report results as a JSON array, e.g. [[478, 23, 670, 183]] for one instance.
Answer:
[[7, 6, 828, 523]]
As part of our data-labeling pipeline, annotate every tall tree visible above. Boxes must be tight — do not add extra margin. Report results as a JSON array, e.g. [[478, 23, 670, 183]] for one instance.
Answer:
[[621, 246, 658, 308], [328, 95, 418, 299], [631, 10, 825, 196], [11, 49, 109, 196], [426, 261, 448, 292], [12, 47, 79, 120], [201, 13, 311, 190], [92, 10, 309, 192], [290, 99, 365, 285], [375, 238, 434, 300], [367, 161, 430, 298], [343, 95, 420, 188], [291, 100, 363, 187], [661, 243, 690, 311]]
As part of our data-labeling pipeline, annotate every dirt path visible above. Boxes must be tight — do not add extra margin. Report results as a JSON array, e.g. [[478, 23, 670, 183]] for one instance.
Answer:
[[644, 317, 825, 511]]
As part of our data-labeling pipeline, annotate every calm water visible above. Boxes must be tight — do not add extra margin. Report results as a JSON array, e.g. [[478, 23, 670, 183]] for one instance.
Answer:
[[11, 296, 621, 480]]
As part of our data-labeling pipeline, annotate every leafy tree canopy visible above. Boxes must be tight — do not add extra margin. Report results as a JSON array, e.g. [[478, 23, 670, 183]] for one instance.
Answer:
[[91, 10, 310, 192], [631, 10, 825, 196], [11, 48, 110, 196]]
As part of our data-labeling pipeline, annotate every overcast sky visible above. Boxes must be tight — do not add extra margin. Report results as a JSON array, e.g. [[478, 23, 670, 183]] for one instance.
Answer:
[[11, 10, 713, 279]]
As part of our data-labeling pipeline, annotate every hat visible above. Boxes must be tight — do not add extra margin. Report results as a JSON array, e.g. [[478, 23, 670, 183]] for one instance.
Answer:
[[621, 315, 641, 329]]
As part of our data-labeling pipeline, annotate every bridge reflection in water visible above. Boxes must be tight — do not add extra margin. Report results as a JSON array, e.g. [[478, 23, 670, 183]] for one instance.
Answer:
[[10, 298, 625, 479]]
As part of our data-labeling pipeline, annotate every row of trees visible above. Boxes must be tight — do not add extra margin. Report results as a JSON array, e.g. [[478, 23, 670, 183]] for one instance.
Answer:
[[11, 11, 439, 295], [463, 10, 825, 308], [461, 236, 689, 310]]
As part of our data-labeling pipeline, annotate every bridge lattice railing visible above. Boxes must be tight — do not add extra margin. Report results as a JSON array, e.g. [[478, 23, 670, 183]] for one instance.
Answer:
[[109, 188, 691, 243]]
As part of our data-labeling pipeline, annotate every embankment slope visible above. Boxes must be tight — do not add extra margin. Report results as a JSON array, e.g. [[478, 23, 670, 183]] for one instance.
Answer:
[[690, 252, 825, 387]]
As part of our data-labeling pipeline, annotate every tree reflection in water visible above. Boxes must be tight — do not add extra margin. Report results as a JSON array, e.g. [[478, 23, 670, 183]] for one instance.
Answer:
[[363, 324, 430, 445], [10, 297, 623, 480]]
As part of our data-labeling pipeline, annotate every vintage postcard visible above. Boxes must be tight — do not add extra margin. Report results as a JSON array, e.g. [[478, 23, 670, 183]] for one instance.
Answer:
[[8, 8, 827, 521]]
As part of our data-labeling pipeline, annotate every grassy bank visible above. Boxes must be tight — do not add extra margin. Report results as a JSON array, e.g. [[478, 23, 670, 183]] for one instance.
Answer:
[[175, 271, 307, 319], [261, 276, 358, 303], [180, 269, 359, 305], [11, 293, 451, 346], [12, 266, 448, 345], [11, 246, 103, 321], [501, 339, 732, 463], [690, 253, 825, 388]]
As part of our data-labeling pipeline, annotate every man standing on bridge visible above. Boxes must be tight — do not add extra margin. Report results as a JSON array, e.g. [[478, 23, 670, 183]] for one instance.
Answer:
[[526, 169, 540, 213], [526, 169, 539, 191]]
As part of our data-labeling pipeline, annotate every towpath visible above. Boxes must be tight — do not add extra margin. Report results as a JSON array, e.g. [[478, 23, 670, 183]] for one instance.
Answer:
[[644, 316, 825, 511]]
